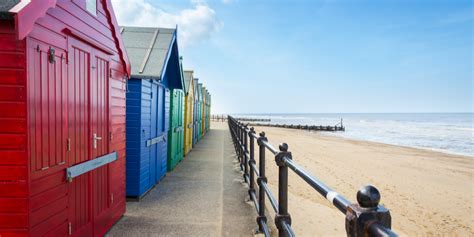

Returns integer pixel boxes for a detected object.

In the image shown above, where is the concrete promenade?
[107,122,257,237]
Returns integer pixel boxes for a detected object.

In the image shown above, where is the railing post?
[256,132,268,233]
[248,127,256,200]
[275,143,292,237]
[238,122,244,171]
[237,121,241,166]
[243,125,249,182]
[345,186,393,237]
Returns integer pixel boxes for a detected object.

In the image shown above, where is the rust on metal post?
[345,185,393,237]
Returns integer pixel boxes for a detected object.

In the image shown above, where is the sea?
[232,113,474,157]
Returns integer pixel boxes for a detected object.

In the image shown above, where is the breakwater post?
[228,115,395,237]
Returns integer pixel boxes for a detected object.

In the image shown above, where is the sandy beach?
[247,125,473,236]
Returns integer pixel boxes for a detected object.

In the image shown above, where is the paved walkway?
[107,122,257,237]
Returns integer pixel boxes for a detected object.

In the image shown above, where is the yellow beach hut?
[183,70,195,156]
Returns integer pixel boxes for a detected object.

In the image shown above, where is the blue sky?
[112,0,473,114]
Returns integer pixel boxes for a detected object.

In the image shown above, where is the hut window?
[86,0,97,16]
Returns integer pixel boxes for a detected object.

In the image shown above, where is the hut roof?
[0,0,19,12]
[121,26,176,80]
[184,70,194,94]
[193,78,199,101]
[197,83,203,100]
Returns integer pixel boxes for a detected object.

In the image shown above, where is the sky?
[111,0,473,114]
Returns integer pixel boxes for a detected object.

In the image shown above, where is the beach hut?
[183,70,195,156]
[202,86,208,136]
[121,27,184,198]
[0,1,130,236]
[192,78,200,145]
[167,58,185,171]
[203,91,207,132]
[197,83,204,140]
[206,91,211,132]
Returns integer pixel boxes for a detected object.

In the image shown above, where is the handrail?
[228,115,396,237]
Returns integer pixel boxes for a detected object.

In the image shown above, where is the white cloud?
[221,0,234,4]
[111,0,223,47]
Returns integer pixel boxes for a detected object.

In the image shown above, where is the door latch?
[93,133,102,149]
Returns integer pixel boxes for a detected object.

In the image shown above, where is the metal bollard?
[275,143,292,237]
[256,132,268,233]
[345,185,393,237]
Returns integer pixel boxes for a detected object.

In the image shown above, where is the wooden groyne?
[212,115,345,132]
[211,115,271,122]
[247,122,345,132]
[236,117,271,122]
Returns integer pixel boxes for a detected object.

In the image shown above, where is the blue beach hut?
[122,27,184,198]
[192,78,200,145]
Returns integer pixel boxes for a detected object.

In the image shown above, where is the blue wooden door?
[150,83,158,184]
[157,85,167,179]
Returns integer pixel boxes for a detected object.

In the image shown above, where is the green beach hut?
[197,83,204,140]
[206,90,211,132]
[167,57,186,171]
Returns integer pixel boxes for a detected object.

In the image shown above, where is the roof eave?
[159,29,177,86]
[12,0,57,40]
[103,0,131,77]
[9,0,131,77]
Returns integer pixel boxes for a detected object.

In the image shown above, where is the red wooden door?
[90,49,112,236]
[67,37,111,236]
[67,38,93,237]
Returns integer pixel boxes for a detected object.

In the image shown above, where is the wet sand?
[250,126,473,236]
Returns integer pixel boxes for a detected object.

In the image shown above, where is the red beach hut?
[0,0,130,236]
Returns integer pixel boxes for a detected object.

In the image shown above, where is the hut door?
[90,49,111,236]
[157,85,166,177]
[67,40,93,237]
[67,38,111,236]
[150,83,158,184]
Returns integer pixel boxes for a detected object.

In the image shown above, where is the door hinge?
[67,138,71,151]
[111,193,114,204]
[109,132,113,141]
[68,222,72,235]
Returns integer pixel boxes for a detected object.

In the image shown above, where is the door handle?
[93,133,102,149]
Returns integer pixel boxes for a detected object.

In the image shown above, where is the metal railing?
[228,116,396,237]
